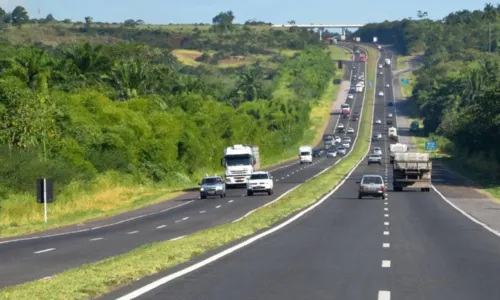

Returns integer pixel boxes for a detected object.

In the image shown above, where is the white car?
[378,45,382,49]
[334,136,341,144]
[386,84,390,87]
[378,91,384,96]
[247,171,274,196]
[342,141,351,148]
[337,123,345,129]
[348,94,354,100]
[376,133,383,139]
[327,148,337,158]
[352,65,356,69]
[388,113,393,118]
[375,119,382,124]
[379,71,383,75]
[337,147,347,155]
[372,147,383,156]
[347,127,355,134]
[378,64,383,68]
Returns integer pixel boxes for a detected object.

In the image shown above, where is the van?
[299,145,313,164]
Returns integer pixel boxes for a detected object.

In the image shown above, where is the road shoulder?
[392,55,500,232]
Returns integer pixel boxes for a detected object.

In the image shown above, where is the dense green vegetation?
[0,6,341,234]
[355,4,500,182]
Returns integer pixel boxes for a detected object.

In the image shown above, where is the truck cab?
[299,145,313,164]
[388,127,398,141]
[341,103,351,115]
[222,145,260,187]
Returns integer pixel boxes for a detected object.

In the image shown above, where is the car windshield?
[338,147,345,151]
[225,155,251,166]
[374,148,381,151]
[362,176,383,184]
[250,173,269,180]
[203,177,222,184]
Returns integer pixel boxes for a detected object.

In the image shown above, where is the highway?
[105,47,500,300]
[0,47,368,288]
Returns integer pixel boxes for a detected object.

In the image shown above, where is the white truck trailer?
[393,152,432,192]
[222,144,260,187]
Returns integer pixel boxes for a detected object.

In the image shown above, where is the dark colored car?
[352,112,360,121]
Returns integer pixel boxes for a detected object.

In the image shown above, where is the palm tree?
[63,42,111,80]
[104,58,152,100]
[483,3,497,52]
[235,66,266,102]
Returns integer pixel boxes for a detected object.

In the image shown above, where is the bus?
[359,54,366,62]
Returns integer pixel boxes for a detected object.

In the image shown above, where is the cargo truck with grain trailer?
[392,152,432,192]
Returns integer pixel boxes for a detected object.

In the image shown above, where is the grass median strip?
[0,46,378,300]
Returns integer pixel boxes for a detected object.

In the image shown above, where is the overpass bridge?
[271,24,365,40]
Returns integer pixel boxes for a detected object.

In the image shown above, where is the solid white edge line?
[114,45,378,300]
[168,236,186,242]
[378,290,391,300]
[389,52,500,238]
[0,200,196,245]
[34,248,55,254]
[231,45,369,224]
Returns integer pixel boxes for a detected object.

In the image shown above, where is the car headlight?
[200,187,204,191]
[216,186,222,190]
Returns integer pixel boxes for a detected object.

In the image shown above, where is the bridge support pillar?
[319,28,323,41]
[341,28,347,41]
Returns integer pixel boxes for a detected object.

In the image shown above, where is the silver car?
[357,174,386,199]
[200,176,226,199]
[337,146,347,155]
[368,154,382,165]
[372,147,382,156]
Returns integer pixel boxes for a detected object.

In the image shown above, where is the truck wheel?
[358,194,362,199]
[421,188,426,192]
[268,189,273,195]
[247,190,253,196]
[220,193,225,198]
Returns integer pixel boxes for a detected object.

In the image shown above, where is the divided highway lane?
[0,49,368,288]
[104,48,390,300]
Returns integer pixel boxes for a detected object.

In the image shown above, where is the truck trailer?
[389,143,408,164]
[393,152,432,192]
[222,144,260,187]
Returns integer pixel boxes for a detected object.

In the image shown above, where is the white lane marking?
[384,214,389,217]
[384,202,388,205]
[175,220,181,223]
[114,55,375,299]
[228,200,234,203]
[383,231,390,235]
[0,200,196,245]
[384,222,389,226]
[169,236,186,241]
[378,290,391,300]
[382,260,391,268]
[384,208,388,211]
[281,177,284,180]
[215,205,221,209]
[156,225,167,229]
[127,231,139,235]
[431,185,500,238]
[287,174,290,177]
[383,243,390,248]
[89,237,103,241]
[34,248,55,254]
[199,211,206,214]
[182,217,189,221]
[42,276,52,280]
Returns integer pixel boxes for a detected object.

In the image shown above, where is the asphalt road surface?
[107,47,500,300]
[0,48,368,288]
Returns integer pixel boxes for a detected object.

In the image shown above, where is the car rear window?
[250,173,269,180]
[203,177,222,184]
[362,176,383,184]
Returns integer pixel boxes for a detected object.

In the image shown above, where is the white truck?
[384,58,391,67]
[355,82,364,93]
[389,143,408,164]
[299,145,313,164]
[388,127,398,141]
[393,152,432,192]
[222,144,260,187]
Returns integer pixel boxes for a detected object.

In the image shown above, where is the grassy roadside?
[397,55,413,70]
[0,50,342,240]
[0,46,378,300]
[329,45,352,61]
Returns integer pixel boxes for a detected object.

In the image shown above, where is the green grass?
[328,45,352,61]
[171,49,272,68]
[397,55,413,70]
[0,46,378,300]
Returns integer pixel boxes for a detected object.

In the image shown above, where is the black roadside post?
[37,178,54,223]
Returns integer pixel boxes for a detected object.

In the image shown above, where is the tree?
[84,16,93,28]
[483,3,497,52]
[124,19,136,26]
[0,7,6,23]
[45,14,55,22]
[212,11,235,32]
[417,10,428,19]
[11,6,29,26]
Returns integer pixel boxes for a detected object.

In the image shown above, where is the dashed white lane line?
[384,207,388,211]
[383,243,390,248]
[127,231,139,235]
[199,210,206,214]
[383,231,390,235]
[384,202,388,205]
[384,214,389,217]
[169,235,186,241]
[90,237,104,241]
[216,205,221,209]
[281,177,285,180]
[382,260,391,268]
[286,174,290,177]
[156,225,167,229]
[182,217,189,221]
[228,200,234,203]
[175,219,182,223]
[34,248,56,254]
[378,290,391,300]
[384,222,389,226]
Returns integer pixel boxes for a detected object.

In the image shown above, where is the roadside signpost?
[425,141,437,151]
[368,81,373,87]
[37,178,54,223]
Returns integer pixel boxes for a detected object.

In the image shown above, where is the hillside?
[354,4,500,196]
[0,7,350,237]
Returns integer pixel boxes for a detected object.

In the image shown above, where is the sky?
[0,0,487,25]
